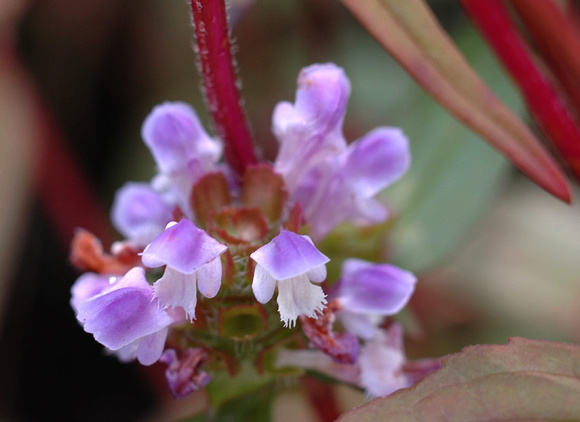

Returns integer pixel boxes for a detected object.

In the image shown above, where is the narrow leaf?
[338,337,580,421]
[340,0,571,202]
[462,0,580,188]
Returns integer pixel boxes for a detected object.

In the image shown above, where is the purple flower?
[141,219,227,321]
[141,102,223,212]
[273,64,410,240]
[142,102,222,177]
[333,258,416,339]
[273,63,350,194]
[250,230,329,327]
[160,348,212,398]
[111,182,173,246]
[73,267,173,365]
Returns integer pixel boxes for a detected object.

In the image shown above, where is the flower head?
[141,219,227,321]
[250,229,329,327]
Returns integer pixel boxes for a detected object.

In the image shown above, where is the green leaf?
[340,0,571,202]
[337,337,580,421]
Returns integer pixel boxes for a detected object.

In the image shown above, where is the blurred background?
[1,0,579,421]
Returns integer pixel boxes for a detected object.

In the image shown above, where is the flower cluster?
[70,63,439,399]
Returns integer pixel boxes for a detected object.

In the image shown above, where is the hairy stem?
[190,0,258,176]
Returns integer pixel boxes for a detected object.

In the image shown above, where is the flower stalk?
[190,0,258,176]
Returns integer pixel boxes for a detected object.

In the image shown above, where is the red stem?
[510,0,580,117]
[461,0,580,181]
[190,0,258,176]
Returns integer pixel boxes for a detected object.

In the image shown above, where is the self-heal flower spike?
[141,219,227,321]
[333,258,416,340]
[250,230,329,327]
[74,267,173,365]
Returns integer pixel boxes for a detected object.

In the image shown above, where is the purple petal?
[70,273,112,315]
[141,219,227,273]
[250,230,329,280]
[337,311,378,340]
[141,102,221,175]
[111,182,173,245]
[160,348,211,398]
[336,258,416,316]
[273,63,349,139]
[341,127,410,199]
[273,64,349,191]
[77,267,173,350]
[136,328,170,366]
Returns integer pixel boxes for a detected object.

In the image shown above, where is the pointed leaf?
[340,0,571,202]
[338,337,580,421]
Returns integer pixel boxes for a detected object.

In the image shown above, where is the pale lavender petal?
[141,219,227,273]
[306,172,350,241]
[141,102,221,175]
[275,349,360,386]
[338,311,378,340]
[273,64,349,191]
[250,230,329,280]
[341,128,410,199]
[77,267,173,350]
[277,275,327,327]
[350,197,389,226]
[70,273,112,315]
[114,342,139,363]
[111,182,173,246]
[153,267,198,321]
[273,63,350,142]
[337,258,416,315]
[196,257,222,299]
[358,324,410,397]
[136,327,170,366]
[251,264,277,304]
[307,264,327,284]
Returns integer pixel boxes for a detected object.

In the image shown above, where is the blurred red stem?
[510,0,580,116]
[461,0,580,180]
[302,377,341,422]
[190,0,258,176]
[510,0,580,86]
